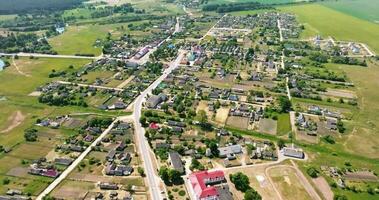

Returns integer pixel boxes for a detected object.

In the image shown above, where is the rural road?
[133,51,185,200]
[57,80,124,91]
[36,119,119,200]
[0,52,99,59]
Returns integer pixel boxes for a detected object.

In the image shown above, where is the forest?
[0,0,84,14]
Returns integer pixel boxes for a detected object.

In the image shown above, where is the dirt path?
[116,75,135,89]
[290,160,322,200]
[1,111,26,133]
[12,57,31,77]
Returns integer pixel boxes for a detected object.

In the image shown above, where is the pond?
[0,59,5,71]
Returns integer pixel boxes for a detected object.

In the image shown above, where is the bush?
[244,188,262,200]
[178,190,186,196]
[2,178,10,185]
[307,167,319,178]
[24,128,38,142]
[229,172,251,192]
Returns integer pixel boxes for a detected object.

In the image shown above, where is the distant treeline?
[202,0,321,13]
[0,0,84,14]
[202,2,273,13]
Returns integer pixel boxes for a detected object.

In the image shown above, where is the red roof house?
[189,170,225,200]
[149,122,159,130]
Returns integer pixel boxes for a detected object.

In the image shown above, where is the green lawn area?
[321,0,379,23]
[0,14,16,21]
[279,4,379,54]
[48,25,106,56]
[229,9,274,16]
[48,21,149,56]
[277,113,291,136]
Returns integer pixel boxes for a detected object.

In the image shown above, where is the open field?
[321,0,379,23]
[279,4,379,53]
[330,62,379,159]
[268,166,312,200]
[225,165,280,200]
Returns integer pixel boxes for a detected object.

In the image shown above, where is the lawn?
[321,0,379,23]
[279,4,379,53]
[277,113,291,136]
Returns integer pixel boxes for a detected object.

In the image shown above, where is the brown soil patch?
[312,177,333,200]
[1,110,25,133]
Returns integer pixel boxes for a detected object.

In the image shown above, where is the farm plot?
[226,116,249,129]
[215,107,230,125]
[258,118,277,135]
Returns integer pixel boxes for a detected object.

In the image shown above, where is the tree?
[334,194,348,200]
[278,96,291,113]
[208,141,219,157]
[277,139,285,149]
[161,103,169,113]
[198,110,208,124]
[24,128,38,142]
[159,167,170,184]
[190,158,205,171]
[230,172,251,192]
[306,167,319,178]
[169,169,184,185]
[140,116,147,127]
[138,167,145,177]
[244,188,262,200]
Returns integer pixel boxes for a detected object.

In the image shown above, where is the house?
[106,149,116,161]
[218,144,242,160]
[168,151,184,174]
[326,118,338,130]
[167,120,186,127]
[149,122,159,130]
[108,101,126,110]
[217,129,229,136]
[282,147,304,159]
[54,158,73,166]
[69,145,84,152]
[99,182,118,190]
[116,141,127,151]
[189,170,225,200]
[146,93,167,108]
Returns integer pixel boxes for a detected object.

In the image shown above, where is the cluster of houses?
[278,13,301,39]
[28,158,63,178]
[216,15,257,29]
[229,103,264,123]
[250,140,278,161]
[35,115,68,129]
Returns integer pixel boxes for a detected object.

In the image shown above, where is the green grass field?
[279,4,379,53]
[48,21,149,56]
[206,0,295,5]
[277,113,291,136]
[321,0,379,23]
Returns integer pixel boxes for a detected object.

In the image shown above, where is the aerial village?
[0,1,378,200]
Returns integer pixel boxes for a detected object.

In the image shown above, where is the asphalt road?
[133,51,185,200]
[0,52,99,59]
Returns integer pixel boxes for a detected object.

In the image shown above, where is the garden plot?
[258,118,277,135]
[226,116,249,129]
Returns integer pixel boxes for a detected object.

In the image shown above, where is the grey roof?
[283,147,304,159]
[169,151,184,173]
[218,144,242,157]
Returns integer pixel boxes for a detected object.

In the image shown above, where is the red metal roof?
[189,170,224,199]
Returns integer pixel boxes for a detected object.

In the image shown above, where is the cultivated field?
[279,4,379,53]
[321,0,379,23]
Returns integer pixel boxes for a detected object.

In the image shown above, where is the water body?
[0,59,5,71]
